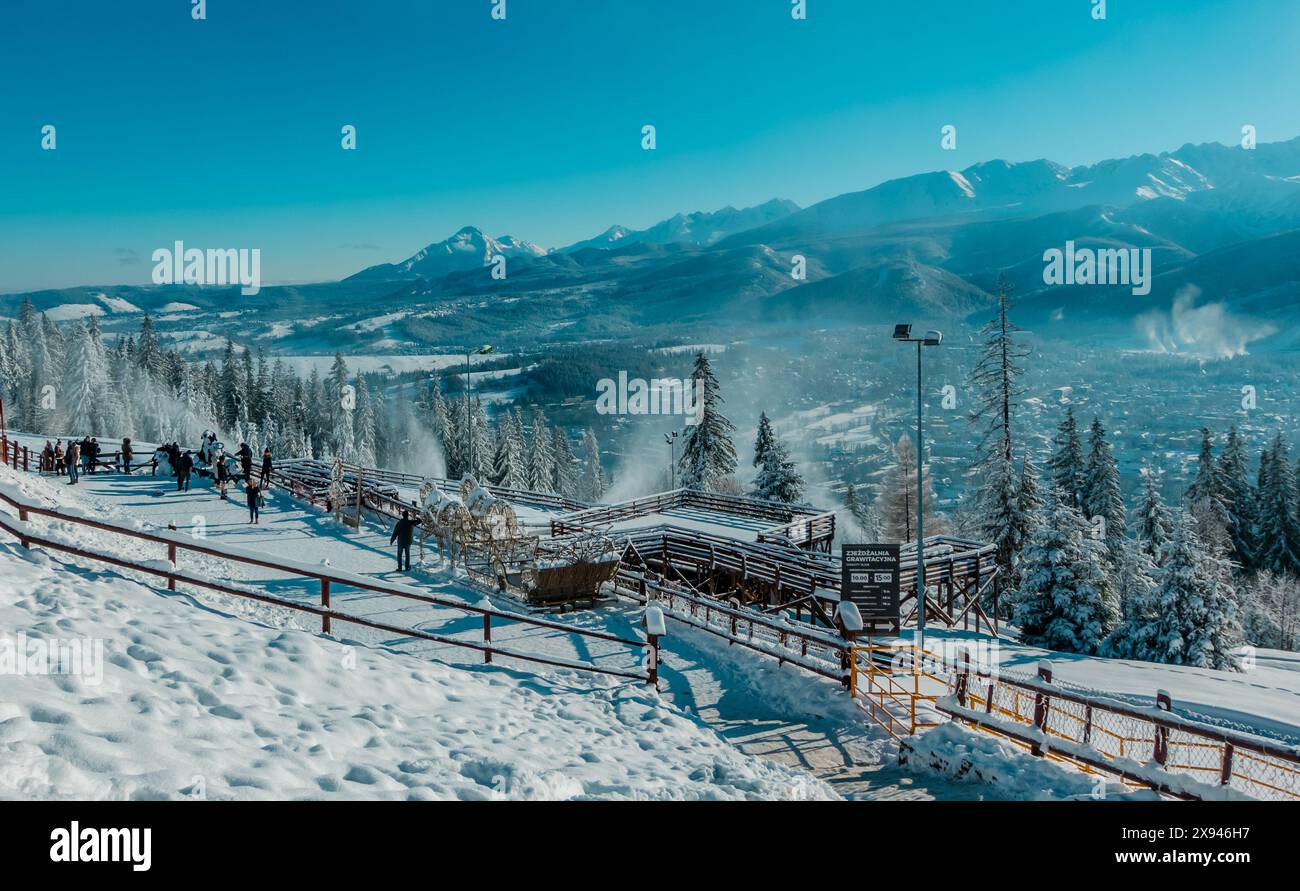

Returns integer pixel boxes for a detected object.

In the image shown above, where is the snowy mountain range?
[9,135,1300,357]
[349,226,548,282]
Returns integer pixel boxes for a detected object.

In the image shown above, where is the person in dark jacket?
[246,480,261,523]
[236,442,253,488]
[259,447,273,488]
[80,437,92,475]
[215,451,230,499]
[390,510,416,572]
[176,450,193,492]
[120,437,133,473]
[54,440,65,476]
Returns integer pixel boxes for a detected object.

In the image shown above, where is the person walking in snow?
[215,449,230,499]
[41,441,54,474]
[259,447,273,488]
[120,437,133,473]
[54,440,65,476]
[390,509,416,572]
[79,436,92,475]
[246,479,261,524]
[66,440,80,484]
[176,450,193,492]
[89,437,102,474]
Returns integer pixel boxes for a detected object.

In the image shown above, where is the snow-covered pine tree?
[1146,511,1242,670]
[580,428,606,501]
[327,352,355,461]
[1217,425,1259,571]
[1134,461,1172,563]
[491,408,528,488]
[1046,406,1086,509]
[1081,416,1126,561]
[750,412,805,504]
[1012,490,1114,654]
[61,320,108,435]
[135,314,165,381]
[468,396,494,479]
[1099,537,1161,660]
[1185,427,1222,510]
[526,409,556,492]
[677,352,737,492]
[966,275,1030,580]
[552,427,579,497]
[353,375,377,466]
[1257,432,1300,577]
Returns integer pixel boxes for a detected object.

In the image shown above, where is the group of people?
[160,436,274,523]
[40,436,127,484]
[37,431,274,525]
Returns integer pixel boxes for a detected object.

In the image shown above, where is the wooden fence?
[0,480,658,686]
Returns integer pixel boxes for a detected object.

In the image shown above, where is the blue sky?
[2,0,1299,292]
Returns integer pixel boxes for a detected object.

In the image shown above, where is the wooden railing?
[938,656,1300,801]
[0,478,658,686]
[614,563,850,684]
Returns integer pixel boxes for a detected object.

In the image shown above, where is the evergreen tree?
[353,375,377,466]
[552,427,579,497]
[677,352,737,492]
[1013,491,1114,654]
[750,412,805,504]
[967,276,1031,581]
[1081,416,1126,560]
[327,352,355,461]
[491,407,528,488]
[580,427,606,501]
[468,396,494,479]
[1135,461,1172,563]
[1217,425,1259,570]
[1258,433,1300,576]
[1146,512,1242,670]
[1100,537,1161,660]
[526,409,555,492]
[1185,427,1222,510]
[61,320,108,434]
[1046,406,1086,508]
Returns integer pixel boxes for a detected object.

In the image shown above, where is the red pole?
[483,613,492,664]
[321,579,331,633]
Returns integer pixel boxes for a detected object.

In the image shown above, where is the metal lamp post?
[892,324,942,656]
[464,345,494,477]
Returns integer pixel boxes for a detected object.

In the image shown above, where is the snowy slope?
[0,466,837,800]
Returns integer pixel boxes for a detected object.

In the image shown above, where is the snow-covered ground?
[0,534,833,800]
[6,457,1291,800]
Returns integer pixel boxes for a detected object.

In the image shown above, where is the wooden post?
[483,613,492,664]
[1031,663,1052,756]
[1220,743,1235,787]
[320,578,331,633]
[1154,690,1172,767]
[18,506,28,549]
[955,650,970,707]
[22,446,28,472]
[646,634,659,687]
[167,523,177,591]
